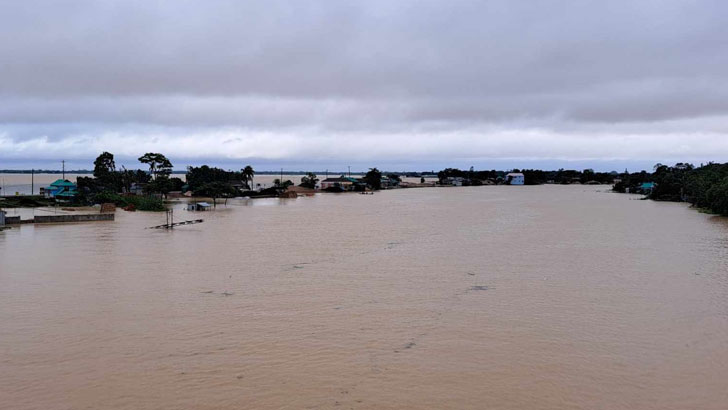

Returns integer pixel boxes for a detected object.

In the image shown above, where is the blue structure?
[43,179,78,198]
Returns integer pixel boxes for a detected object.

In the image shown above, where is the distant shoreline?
[0,170,371,176]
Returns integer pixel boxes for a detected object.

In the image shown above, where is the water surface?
[1,185,727,409]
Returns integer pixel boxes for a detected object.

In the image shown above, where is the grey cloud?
[1,0,728,167]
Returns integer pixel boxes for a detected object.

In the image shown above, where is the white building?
[506,173,525,185]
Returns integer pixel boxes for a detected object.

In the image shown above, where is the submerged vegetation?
[92,192,167,212]
[615,162,728,216]
[75,152,173,211]
[0,195,57,208]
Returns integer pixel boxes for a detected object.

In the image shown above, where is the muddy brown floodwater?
[1,185,727,409]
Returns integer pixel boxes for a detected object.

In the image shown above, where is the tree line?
[77,152,182,210]
[615,162,728,215]
[435,167,617,185]
[78,152,332,208]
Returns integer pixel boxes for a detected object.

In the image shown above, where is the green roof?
[50,179,77,187]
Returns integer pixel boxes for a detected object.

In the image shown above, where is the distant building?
[126,183,146,195]
[43,179,78,198]
[505,173,525,185]
[380,176,401,188]
[228,180,246,191]
[444,177,465,186]
[187,202,212,211]
[639,182,656,194]
[320,176,360,190]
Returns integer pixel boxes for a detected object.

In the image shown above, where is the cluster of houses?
[30,172,528,202]
[441,172,525,186]
[319,175,402,191]
[319,173,528,190]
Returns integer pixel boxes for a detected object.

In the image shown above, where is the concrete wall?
[33,214,115,224]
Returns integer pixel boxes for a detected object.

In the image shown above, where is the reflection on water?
[1,185,727,410]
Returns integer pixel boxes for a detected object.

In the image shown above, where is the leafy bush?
[92,191,166,211]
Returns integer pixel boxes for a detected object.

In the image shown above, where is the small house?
[380,177,400,189]
[320,176,360,191]
[43,179,78,198]
[187,202,212,211]
[639,182,656,194]
[505,173,525,185]
[126,183,146,196]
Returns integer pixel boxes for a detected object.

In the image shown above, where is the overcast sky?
[2,0,728,171]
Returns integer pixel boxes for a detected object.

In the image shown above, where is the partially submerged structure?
[187,202,212,211]
[125,183,146,196]
[505,173,525,185]
[320,176,361,191]
[41,179,78,198]
[443,176,465,186]
[380,176,401,189]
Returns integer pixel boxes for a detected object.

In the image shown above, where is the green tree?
[138,153,173,180]
[274,178,294,188]
[299,172,318,189]
[145,177,174,199]
[186,165,241,193]
[364,168,382,190]
[194,181,237,206]
[92,152,121,192]
[241,165,255,190]
[93,152,116,178]
[119,166,151,193]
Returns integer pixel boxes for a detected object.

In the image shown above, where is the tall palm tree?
[242,165,255,190]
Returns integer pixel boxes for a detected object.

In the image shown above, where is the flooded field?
[1,185,727,409]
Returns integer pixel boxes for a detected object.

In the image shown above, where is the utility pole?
[348,165,351,177]
[62,160,65,180]
[280,168,283,186]
[31,169,34,195]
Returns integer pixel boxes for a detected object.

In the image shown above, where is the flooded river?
[1,185,727,409]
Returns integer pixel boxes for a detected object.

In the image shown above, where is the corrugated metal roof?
[50,179,77,187]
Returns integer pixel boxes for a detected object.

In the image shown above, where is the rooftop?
[322,177,359,183]
[50,179,77,187]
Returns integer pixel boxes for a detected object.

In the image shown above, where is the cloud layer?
[2,0,728,170]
